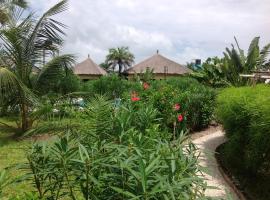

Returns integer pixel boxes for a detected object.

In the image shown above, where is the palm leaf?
[234,36,245,66]
[257,43,270,69]
[0,67,37,105]
[35,54,75,91]
[26,0,68,57]
[246,36,260,70]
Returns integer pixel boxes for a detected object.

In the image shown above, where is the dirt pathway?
[192,128,239,199]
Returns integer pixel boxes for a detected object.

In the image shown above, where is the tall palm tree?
[0,0,75,134]
[0,0,27,25]
[105,47,134,76]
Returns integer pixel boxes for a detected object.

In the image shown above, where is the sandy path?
[192,129,239,199]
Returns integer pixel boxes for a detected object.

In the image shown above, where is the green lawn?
[0,118,34,198]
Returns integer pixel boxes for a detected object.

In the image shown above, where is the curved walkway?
[192,128,239,200]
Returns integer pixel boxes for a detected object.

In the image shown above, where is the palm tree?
[105,47,134,76]
[0,0,28,25]
[0,0,75,134]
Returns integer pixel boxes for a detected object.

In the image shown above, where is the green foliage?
[0,0,77,133]
[216,85,270,175]
[77,95,114,142]
[192,57,229,87]
[155,77,216,131]
[36,55,80,95]
[82,74,141,98]
[1,93,211,199]
[0,170,10,198]
[19,131,206,200]
[105,46,135,75]
[192,37,270,87]
[138,67,155,83]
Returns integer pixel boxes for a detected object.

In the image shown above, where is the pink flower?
[131,91,140,101]
[174,103,180,111]
[177,114,184,122]
[131,97,140,102]
[143,82,150,90]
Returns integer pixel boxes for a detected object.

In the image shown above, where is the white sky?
[29,0,270,64]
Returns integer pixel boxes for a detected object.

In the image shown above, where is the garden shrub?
[164,77,216,130]
[135,77,216,131]
[59,76,215,133]
[216,84,270,176]
[1,86,214,199]
[19,129,207,200]
[82,74,141,98]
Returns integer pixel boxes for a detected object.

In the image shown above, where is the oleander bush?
[216,84,270,176]
[1,96,208,200]
[18,132,207,200]
[164,78,216,130]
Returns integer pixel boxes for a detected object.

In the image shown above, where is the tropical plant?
[222,36,270,85]
[192,37,270,86]
[191,57,229,87]
[0,0,76,134]
[82,74,141,99]
[18,130,207,200]
[0,0,28,25]
[105,46,134,76]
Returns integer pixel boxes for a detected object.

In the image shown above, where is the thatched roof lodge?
[73,55,107,81]
[126,51,191,80]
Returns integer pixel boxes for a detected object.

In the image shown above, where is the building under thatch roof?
[126,51,191,79]
[73,56,107,80]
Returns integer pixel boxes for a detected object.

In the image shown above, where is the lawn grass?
[0,118,37,198]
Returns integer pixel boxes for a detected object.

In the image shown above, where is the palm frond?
[0,67,37,105]
[26,0,68,56]
[246,36,260,70]
[257,43,270,69]
[0,0,27,25]
[35,54,75,91]
[234,36,245,66]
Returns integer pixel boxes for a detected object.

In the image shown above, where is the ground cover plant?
[216,84,270,199]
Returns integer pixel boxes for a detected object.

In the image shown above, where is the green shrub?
[19,131,206,200]
[3,94,210,199]
[37,72,81,95]
[144,77,216,131]
[216,84,270,175]
[75,77,215,132]
[82,74,141,98]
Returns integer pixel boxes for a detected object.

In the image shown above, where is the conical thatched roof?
[73,57,107,76]
[126,52,191,75]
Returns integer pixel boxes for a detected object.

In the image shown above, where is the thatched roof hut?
[126,51,191,79]
[73,56,107,80]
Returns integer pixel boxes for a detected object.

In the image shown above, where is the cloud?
[29,0,270,64]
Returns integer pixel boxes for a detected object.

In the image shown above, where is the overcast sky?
[29,0,270,64]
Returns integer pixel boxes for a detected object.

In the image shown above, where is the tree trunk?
[118,62,122,76]
[20,102,31,135]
